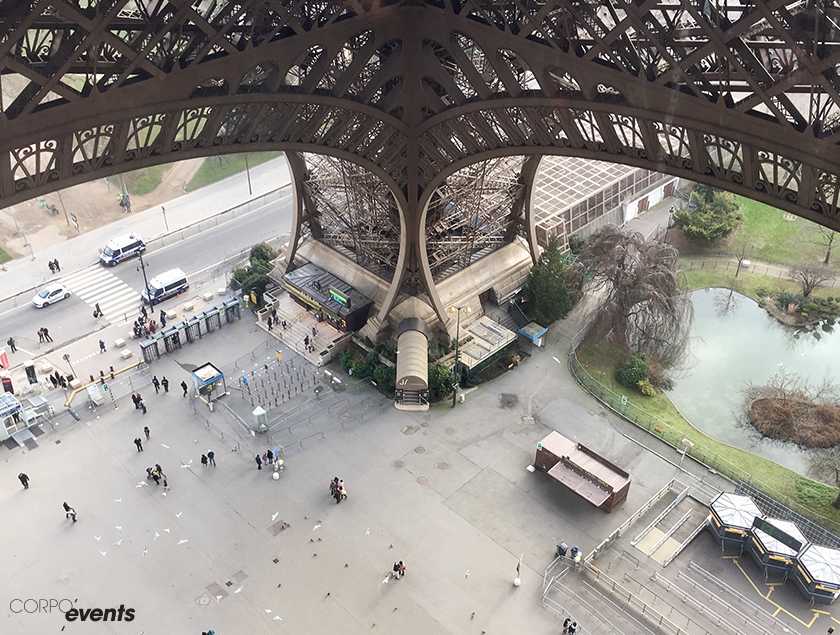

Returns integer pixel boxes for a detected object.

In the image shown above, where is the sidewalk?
[0,156,292,303]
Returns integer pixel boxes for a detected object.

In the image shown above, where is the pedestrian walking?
[53,259,60,272]
[99,339,106,353]
[144,425,150,440]
[63,502,77,522]
[139,399,147,414]
[18,473,29,489]
[255,455,262,470]
[201,454,209,468]
[568,622,577,635]
[161,377,169,393]
[48,260,55,274]
[304,335,309,348]
[152,376,160,393]
[7,337,16,353]
[312,326,317,338]
[281,319,287,330]
[330,477,339,497]
[140,305,148,320]
[42,327,53,342]
[160,310,166,327]
[267,316,273,331]
[163,478,169,490]
[38,328,45,343]
[155,463,165,477]
[134,437,143,452]
[181,380,188,397]
[398,561,405,577]
[131,393,139,409]
[49,374,58,388]
[338,481,347,502]
[207,450,215,466]
[94,303,102,318]
[563,617,571,633]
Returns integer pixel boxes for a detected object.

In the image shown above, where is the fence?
[679,257,840,288]
[568,323,840,536]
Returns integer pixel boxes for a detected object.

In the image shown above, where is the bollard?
[109,365,115,380]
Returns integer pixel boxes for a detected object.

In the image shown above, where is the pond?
[666,288,840,476]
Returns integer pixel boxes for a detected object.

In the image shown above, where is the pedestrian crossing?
[62,267,140,321]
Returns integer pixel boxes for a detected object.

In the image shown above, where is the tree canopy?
[525,235,576,324]
[578,225,692,368]
[672,189,742,245]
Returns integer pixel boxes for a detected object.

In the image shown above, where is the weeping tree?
[578,225,693,368]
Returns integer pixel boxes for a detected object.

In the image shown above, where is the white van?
[141,268,189,305]
[100,233,145,266]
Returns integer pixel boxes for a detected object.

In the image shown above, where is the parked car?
[33,283,70,308]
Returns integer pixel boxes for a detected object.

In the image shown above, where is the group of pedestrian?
[562,617,578,634]
[152,376,170,394]
[118,193,131,213]
[201,451,216,467]
[303,334,315,354]
[329,477,347,504]
[390,560,406,579]
[48,372,68,388]
[47,259,60,274]
[146,463,167,488]
[37,327,53,343]
[254,448,282,471]
[131,393,147,414]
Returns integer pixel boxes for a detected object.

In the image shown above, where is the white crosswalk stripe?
[62,267,141,320]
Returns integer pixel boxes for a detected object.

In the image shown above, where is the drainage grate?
[268,520,290,536]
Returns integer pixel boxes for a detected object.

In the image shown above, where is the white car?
[33,283,70,308]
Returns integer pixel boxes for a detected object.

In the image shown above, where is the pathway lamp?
[447,305,471,408]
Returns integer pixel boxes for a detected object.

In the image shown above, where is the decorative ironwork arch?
[4,0,840,326]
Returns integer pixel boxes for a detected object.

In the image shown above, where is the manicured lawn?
[681,267,802,300]
[576,338,840,531]
[122,163,174,196]
[0,248,11,263]
[186,152,284,192]
[682,194,832,266]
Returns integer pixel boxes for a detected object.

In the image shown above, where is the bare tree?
[788,264,835,297]
[813,226,838,266]
[578,225,693,368]
[733,242,749,277]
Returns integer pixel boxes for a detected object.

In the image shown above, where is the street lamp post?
[447,305,471,407]
[245,154,253,196]
[137,252,152,311]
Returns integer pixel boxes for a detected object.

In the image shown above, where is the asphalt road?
[2,188,294,351]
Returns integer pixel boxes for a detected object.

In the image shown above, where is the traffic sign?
[103,383,109,392]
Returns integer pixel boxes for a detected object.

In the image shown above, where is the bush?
[339,349,355,372]
[250,242,277,264]
[637,379,656,396]
[429,363,454,400]
[672,190,742,245]
[568,234,587,254]
[645,358,667,389]
[616,358,648,389]
[372,364,396,390]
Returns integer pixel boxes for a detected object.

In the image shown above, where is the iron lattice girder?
[2,2,840,223]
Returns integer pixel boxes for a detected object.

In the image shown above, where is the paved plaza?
[3,295,840,635]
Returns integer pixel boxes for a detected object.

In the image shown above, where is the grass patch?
[0,247,11,263]
[186,152,284,192]
[682,195,830,266]
[576,338,840,531]
[121,163,173,196]
[796,480,837,507]
[680,267,802,301]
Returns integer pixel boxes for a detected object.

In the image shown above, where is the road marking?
[62,268,139,319]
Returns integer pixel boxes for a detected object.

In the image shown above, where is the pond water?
[666,288,840,476]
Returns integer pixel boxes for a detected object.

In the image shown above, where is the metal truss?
[4,1,840,324]
[425,156,528,282]
[295,152,401,282]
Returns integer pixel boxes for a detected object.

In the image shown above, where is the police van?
[141,268,189,306]
[100,233,145,266]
